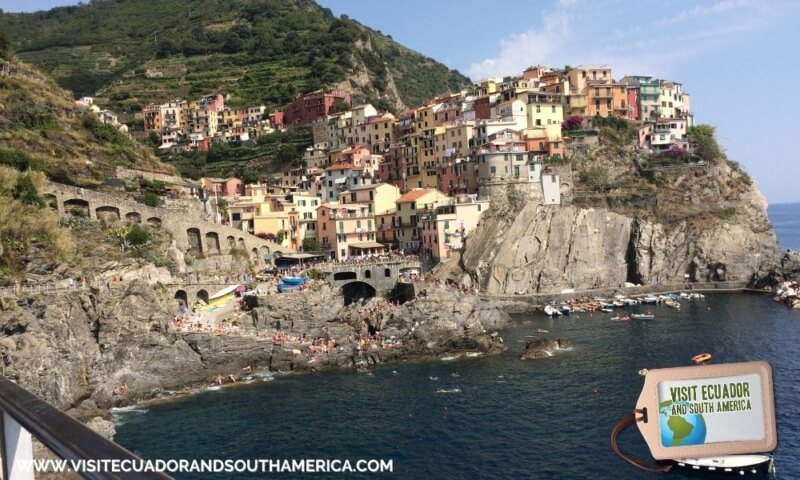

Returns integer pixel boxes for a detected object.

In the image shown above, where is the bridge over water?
[44,182,289,265]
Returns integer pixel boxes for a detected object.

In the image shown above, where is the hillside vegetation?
[0,0,472,112]
[0,54,173,185]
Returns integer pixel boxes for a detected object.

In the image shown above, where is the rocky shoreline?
[0,279,510,426]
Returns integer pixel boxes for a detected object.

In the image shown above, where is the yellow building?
[525,92,564,135]
[366,113,396,154]
[284,193,321,251]
[253,197,291,248]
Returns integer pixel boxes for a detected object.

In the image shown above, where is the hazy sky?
[2,0,798,203]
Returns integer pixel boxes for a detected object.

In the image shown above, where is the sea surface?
[115,294,800,479]
[769,202,800,251]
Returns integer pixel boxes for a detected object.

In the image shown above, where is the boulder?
[520,338,573,360]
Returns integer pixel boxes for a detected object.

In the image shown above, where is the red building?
[283,90,352,125]
[474,96,492,120]
[626,86,640,121]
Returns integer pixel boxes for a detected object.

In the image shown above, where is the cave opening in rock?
[341,281,376,306]
[174,290,188,308]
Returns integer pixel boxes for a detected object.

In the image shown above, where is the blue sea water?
[115,295,800,479]
[769,202,800,251]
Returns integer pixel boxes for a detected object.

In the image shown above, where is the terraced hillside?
[0,55,172,185]
[0,0,472,113]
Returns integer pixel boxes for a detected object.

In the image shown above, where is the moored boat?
[543,305,562,316]
[631,313,654,319]
[281,276,309,285]
[641,295,658,304]
[664,299,681,309]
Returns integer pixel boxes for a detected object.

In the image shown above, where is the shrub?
[561,115,584,131]
[143,191,160,207]
[717,207,737,221]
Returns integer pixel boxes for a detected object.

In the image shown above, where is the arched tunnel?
[341,281,377,306]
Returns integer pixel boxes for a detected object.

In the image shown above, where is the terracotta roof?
[397,189,433,203]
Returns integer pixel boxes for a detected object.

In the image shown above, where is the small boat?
[601,308,614,313]
[631,313,654,319]
[558,305,571,315]
[664,299,681,309]
[667,454,774,475]
[692,352,712,364]
[612,300,625,308]
[537,328,549,333]
[611,315,630,321]
[543,305,562,316]
[641,295,658,304]
[280,276,309,285]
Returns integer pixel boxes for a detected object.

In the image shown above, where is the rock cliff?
[451,149,779,294]
[0,280,509,412]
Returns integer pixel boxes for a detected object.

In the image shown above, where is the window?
[536,105,541,113]
[357,220,361,228]
[536,119,542,126]
[552,105,556,113]
[514,166,520,177]
[385,268,391,277]
[232,213,241,221]
[339,221,344,231]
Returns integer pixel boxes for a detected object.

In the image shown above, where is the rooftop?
[397,189,434,203]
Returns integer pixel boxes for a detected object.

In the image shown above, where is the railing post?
[1,412,35,480]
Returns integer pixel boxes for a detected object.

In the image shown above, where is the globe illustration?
[659,401,707,446]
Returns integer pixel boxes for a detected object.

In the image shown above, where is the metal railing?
[0,377,171,479]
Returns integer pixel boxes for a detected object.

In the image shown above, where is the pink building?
[205,177,244,197]
[200,94,225,112]
[627,86,640,121]
[283,90,352,125]
[340,145,372,166]
[269,111,284,129]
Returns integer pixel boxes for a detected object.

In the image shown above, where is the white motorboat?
[543,305,562,316]
[667,454,774,475]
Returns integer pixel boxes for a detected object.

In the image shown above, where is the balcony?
[330,212,373,220]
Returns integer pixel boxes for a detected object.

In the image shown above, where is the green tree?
[0,31,9,55]
[302,237,319,252]
[276,143,298,164]
[125,224,152,246]
[330,99,350,114]
[687,124,722,162]
[12,175,44,207]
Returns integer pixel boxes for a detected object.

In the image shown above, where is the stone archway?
[196,289,209,305]
[205,232,221,255]
[251,248,259,262]
[43,193,58,211]
[238,238,245,249]
[63,199,89,217]
[187,228,203,254]
[174,290,188,308]
[341,281,376,306]
[227,236,236,249]
[147,217,162,228]
[126,212,142,224]
[96,206,121,222]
